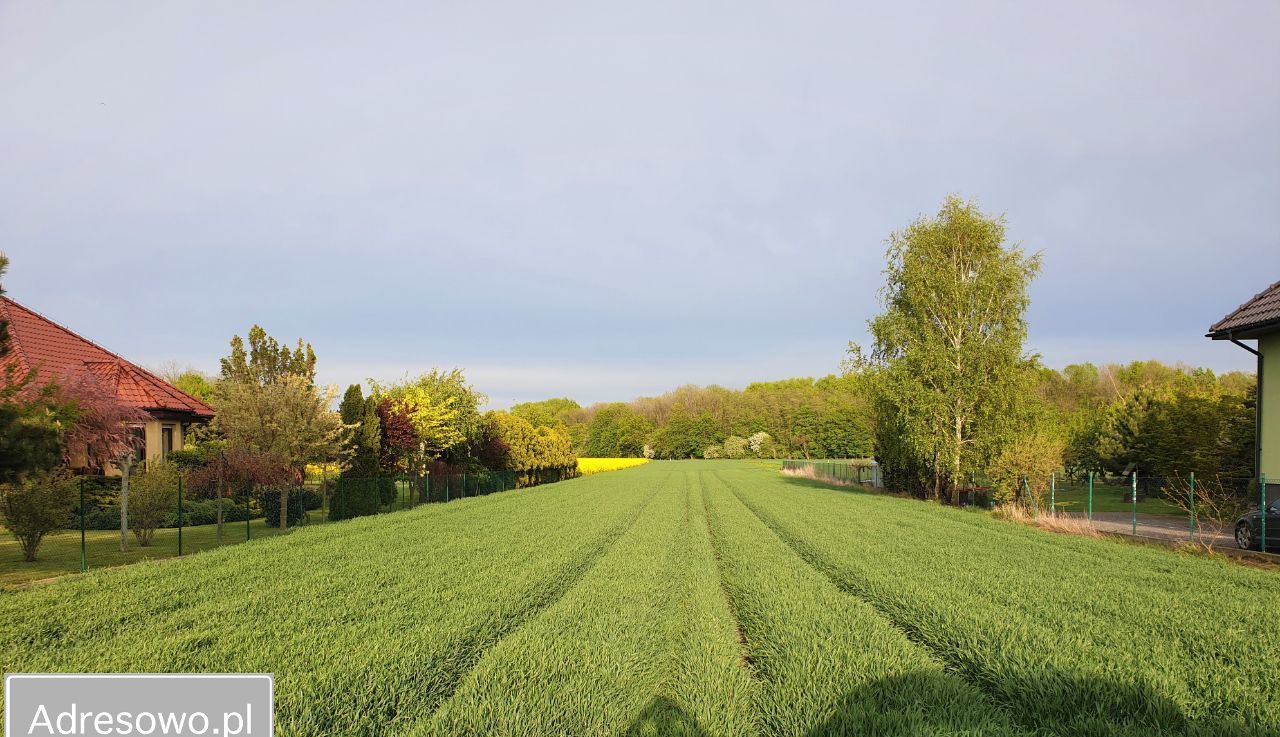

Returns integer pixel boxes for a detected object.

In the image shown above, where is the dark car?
[1234,501,1280,551]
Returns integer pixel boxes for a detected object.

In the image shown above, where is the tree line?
[508,374,874,462]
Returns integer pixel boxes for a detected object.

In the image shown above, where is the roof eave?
[143,407,215,421]
[1205,317,1280,341]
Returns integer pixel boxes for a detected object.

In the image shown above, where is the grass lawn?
[1,461,1275,736]
[0,512,328,589]
[1049,481,1184,516]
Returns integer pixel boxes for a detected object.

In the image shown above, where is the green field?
[2,461,1276,736]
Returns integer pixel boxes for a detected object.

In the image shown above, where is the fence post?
[177,476,184,557]
[1131,472,1138,536]
[1261,474,1267,552]
[1087,471,1094,521]
[246,487,251,541]
[1189,472,1196,537]
[79,477,87,573]
[1050,472,1055,516]
[462,473,467,498]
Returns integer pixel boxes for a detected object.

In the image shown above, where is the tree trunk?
[216,480,226,543]
[932,451,941,501]
[119,459,131,552]
[279,486,289,531]
[950,414,963,506]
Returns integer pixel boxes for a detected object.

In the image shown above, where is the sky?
[2,1,1277,408]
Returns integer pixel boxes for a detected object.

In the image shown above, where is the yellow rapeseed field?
[576,458,650,475]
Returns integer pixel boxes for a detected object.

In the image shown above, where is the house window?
[131,427,147,462]
[161,426,174,459]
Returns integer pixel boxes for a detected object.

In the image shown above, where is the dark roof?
[0,297,215,419]
[1207,279,1280,340]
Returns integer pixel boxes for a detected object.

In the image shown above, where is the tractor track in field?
[413,475,668,726]
[718,476,1012,708]
[692,473,758,675]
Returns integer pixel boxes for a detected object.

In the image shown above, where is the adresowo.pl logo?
[5,675,272,737]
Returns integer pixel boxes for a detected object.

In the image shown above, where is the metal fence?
[3,465,580,585]
[330,465,579,521]
[781,459,881,487]
[782,460,1275,553]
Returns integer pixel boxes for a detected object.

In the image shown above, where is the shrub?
[82,504,121,530]
[166,499,252,527]
[328,477,392,521]
[130,462,181,546]
[260,487,305,528]
[703,445,723,459]
[988,432,1066,508]
[1,468,78,561]
[76,500,253,530]
[747,432,776,458]
[1161,475,1252,551]
[77,475,121,505]
[723,436,748,459]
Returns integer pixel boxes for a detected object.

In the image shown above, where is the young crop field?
[2,461,1277,736]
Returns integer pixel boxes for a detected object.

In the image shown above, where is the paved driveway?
[1063,512,1235,548]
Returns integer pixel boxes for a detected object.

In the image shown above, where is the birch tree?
[864,196,1041,502]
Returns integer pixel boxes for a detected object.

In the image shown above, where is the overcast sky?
[2,1,1277,407]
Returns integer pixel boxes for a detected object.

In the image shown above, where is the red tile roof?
[0,297,214,419]
[1207,279,1280,339]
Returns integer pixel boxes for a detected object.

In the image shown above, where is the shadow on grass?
[803,668,1260,737]
[773,474,881,495]
[626,697,711,737]
[623,669,1262,737]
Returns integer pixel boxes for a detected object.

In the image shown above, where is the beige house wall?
[1261,331,1280,484]
[101,417,189,475]
[141,419,186,469]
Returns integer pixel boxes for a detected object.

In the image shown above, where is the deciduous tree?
[583,404,652,458]
[212,375,345,529]
[860,196,1041,502]
[0,467,77,561]
[128,461,181,546]
[219,325,316,386]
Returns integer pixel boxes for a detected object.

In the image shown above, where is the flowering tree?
[747,432,775,458]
